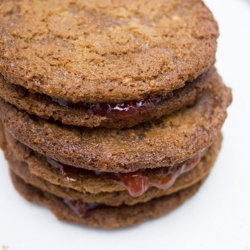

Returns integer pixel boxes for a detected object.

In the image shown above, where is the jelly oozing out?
[51,92,173,120]
[147,154,201,190]
[113,170,149,197]
[62,155,201,218]
[47,154,201,198]
[63,199,100,217]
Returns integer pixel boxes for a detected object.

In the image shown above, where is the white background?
[0,0,250,249]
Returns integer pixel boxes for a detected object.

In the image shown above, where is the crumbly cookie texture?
[10,170,205,229]
[0,71,232,172]
[0,0,218,103]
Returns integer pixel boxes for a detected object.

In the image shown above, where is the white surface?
[0,0,250,249]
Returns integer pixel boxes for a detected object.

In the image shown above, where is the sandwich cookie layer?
[0,71,232,172]
[5,133,222,206]
[10,170,206,228]
[0,68,212,129]
[5,129,222,206]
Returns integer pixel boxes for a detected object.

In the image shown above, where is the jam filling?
[63,199,100,217]
[62,154,201,218]
[51,92,174,120]
[47,154,201,198]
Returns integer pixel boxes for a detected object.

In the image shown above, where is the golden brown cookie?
[0,0,218,103]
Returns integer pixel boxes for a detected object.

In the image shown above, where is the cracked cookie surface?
[0,0,218,103]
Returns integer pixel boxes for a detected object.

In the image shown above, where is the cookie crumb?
[2,246,9,250]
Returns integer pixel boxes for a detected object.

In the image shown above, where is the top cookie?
[0,0,218,103]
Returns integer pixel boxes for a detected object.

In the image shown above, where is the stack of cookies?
[0,0,232,228]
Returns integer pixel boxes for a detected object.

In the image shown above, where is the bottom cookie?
[10,170,205,229]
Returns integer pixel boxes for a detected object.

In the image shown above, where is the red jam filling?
[112,170,149,197]
[63,199,100,217]
[62,155,201,218]
[51,93,173,120]
[47,154,201,198]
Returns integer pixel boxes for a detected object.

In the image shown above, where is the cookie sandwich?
[0,0,232,228]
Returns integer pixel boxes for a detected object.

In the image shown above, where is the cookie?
[0,0,218,103]
[10,170,205,228]
[0,68,211,128]
[5,132,222,206]
[0,70,232,172]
